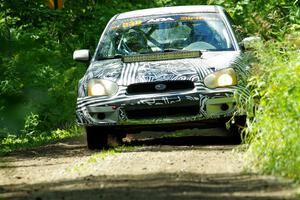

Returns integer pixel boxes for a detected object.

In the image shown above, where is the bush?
[0,126,82,155]
[244,35,300,179]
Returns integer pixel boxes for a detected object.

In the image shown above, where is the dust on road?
[0,128,299,200]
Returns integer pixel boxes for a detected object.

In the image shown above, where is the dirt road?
[0,128,299,200]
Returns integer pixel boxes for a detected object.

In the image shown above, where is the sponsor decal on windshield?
[112,20,143,29]
[146,17,175,23]
[180,16,220,21]
[111,15,220,30]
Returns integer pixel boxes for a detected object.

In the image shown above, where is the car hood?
[82,51,241,87]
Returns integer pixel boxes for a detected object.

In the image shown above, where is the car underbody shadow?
[123,127,241,147]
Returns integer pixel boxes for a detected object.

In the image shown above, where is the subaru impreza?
[73,6,252,149]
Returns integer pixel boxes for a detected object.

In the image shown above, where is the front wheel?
[85,127,125,150]
[228,116,247,142]
[85,126,108,150]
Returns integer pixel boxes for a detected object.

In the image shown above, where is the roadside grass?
[243,35,300,180]
[0,125,83,156]
[87,145,138,164]
[69,145,139,173]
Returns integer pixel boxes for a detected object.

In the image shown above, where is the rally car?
[73,5,253,149]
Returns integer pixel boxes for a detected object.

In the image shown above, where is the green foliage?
[0,126,83,155]
[23,112,40,135]
[244,36,300,179]
[88,145,138,161]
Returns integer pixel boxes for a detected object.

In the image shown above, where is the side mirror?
[240,36,262,51]
[73,49,91,62]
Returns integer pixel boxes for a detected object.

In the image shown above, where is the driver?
[123,29,152,54]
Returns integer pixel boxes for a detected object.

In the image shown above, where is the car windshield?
[96,13,234,59]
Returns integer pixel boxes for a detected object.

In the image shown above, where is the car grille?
[125,105,199,119]
[126,80,195,95]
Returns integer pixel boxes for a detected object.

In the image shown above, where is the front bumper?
[76,86,239,126]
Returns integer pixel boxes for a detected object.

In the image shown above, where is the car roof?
[116,5,223,20]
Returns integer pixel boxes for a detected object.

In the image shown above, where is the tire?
[85,126,108,150]
[228,116,247,143]
[85,126,124,150]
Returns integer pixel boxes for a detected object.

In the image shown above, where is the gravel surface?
[0,128,299,200]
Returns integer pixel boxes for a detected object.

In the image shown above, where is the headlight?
[88,79,118,96]
[204,68,237,89]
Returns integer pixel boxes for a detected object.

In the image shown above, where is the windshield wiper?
[161,48,183,52]
[96,54,123,61]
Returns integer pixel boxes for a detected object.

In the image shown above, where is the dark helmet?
[123,30,148,53]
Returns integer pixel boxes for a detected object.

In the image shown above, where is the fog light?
[221,104,229,111]
[97,113,105,120]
